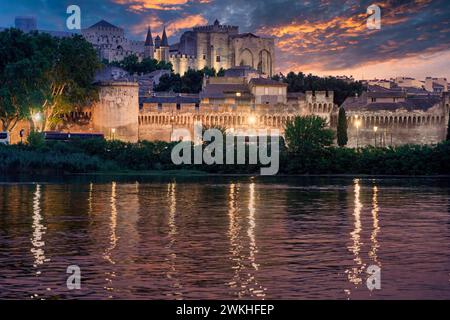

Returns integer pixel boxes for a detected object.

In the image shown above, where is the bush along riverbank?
[1,137,450,175]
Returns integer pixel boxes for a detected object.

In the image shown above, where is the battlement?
[170,54,197,60]
[193,24,239,33]
[306,90,334,97]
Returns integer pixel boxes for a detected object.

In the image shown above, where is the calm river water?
[0,176,450,300]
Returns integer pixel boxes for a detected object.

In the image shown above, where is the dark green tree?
[447,111,450,141]
[0,29,52,131]
[277,72,365,106]
[181,69,204,93]
[110,55,172,74]
[284,115,334,154]
[200,67,216,77]
[155,74,182,92]
[40,34,101,130]
[337,107,348,147]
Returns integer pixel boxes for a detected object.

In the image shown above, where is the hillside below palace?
[82,19,275,77]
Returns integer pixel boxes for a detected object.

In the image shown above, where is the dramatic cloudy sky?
[0,0,449,79]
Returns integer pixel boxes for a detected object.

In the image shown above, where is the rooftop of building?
[342,91,442,112]
[249,78,287,87]
[142,94,200,105]
[88,20,121,30]
[200,83,251,99]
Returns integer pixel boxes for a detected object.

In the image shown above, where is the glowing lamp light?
[236,92,241,97]
[355,120,361,128]
[373,126,378,133]
[33,113,42,122]
[248,115,257,125]
[111,128,116,134]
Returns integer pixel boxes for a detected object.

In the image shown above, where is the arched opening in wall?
[258,50,272,76]
[240,49,254,69]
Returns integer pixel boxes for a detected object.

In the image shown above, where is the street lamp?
[355,119,361,148]
[32,112,43,131]
[248,115,257,126]
[373,126,378,147]
[33,113,42,122]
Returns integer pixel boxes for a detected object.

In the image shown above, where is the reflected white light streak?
[346,179,365,288]
[247,182,266,298]
[369,185,380,265]
[227,183,245,297]
[166,182,183,299]
[103,182,118,297]
[31,184,47,269]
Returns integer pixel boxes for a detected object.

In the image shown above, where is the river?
[1,176,449,299]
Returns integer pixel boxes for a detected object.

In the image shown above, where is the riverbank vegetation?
[1,116,449,175]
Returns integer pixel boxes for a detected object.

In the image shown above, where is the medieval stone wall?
[91,82,139,142]
[343,108,447,147]
[138,102,326,142]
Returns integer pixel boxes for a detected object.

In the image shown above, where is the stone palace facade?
[82,19,275,77]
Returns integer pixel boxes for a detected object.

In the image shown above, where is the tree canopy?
[108,54,173,75]
[155,67,225,94]
[0,29,101,131]
[284,115,335,154]
[273,72,365,106]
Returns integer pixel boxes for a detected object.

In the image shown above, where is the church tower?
[160,26,170,62]
[144,26,154,59]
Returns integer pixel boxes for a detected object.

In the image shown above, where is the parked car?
[0,132,10,145]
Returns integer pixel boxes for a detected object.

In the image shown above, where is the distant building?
[394,77,424,89]
[81,20,146,63]
[425,77,448,93]
[82,19,275,76]
[341,85,448,147]
[366,79,395,89]
[336,75,355,84]
[137,73,334,142]
[15,16,36,32]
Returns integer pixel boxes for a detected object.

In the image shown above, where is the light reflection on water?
[0,176,450,300]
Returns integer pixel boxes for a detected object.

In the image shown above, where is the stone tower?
[144,26,154,59]
[92,81,139,143]
[159,27,170,62]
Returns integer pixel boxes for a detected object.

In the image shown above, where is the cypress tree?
[337,107,348,147]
